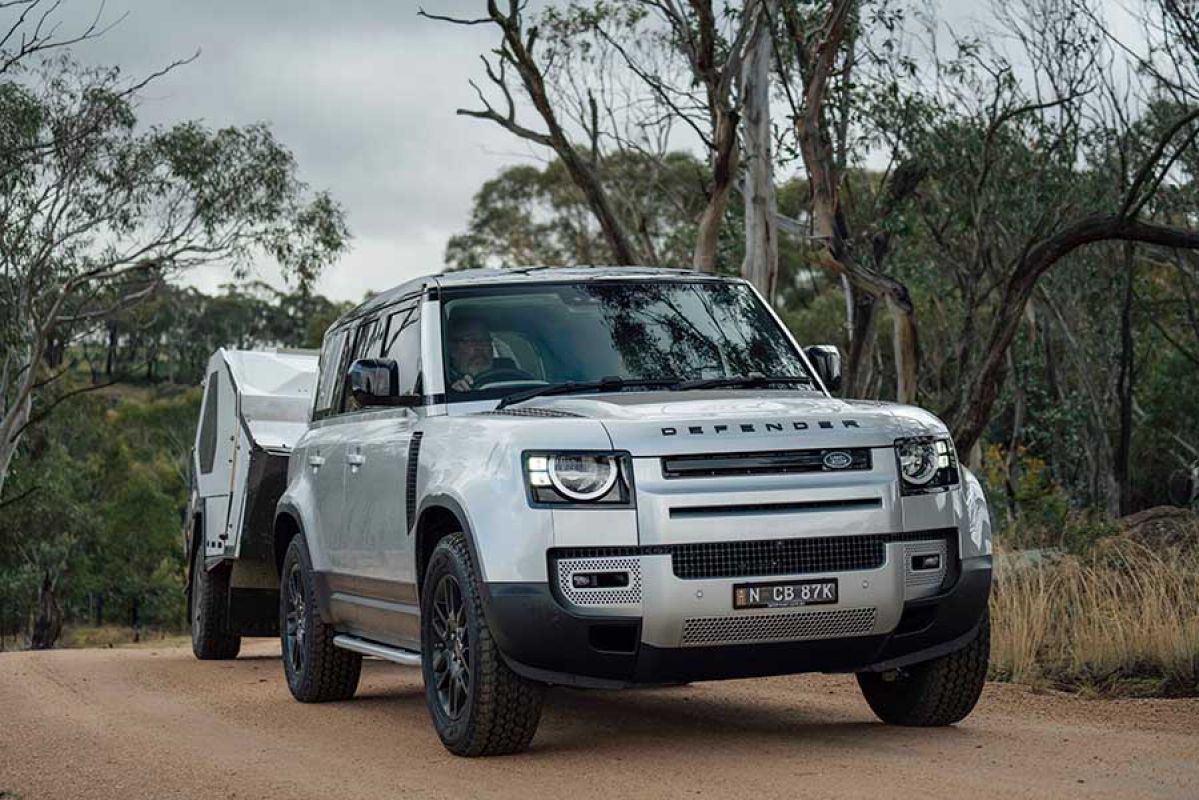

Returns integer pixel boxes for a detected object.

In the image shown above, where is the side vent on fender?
[406,432,424,533]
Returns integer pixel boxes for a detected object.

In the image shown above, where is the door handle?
[346,453,365,466]
[308,454,326,468]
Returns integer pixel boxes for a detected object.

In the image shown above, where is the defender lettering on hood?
[661,419,862,436]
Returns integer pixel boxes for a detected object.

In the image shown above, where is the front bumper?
[482,553,992,687]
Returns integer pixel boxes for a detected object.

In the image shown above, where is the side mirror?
[804,345,843,394]
[346,359,419,408]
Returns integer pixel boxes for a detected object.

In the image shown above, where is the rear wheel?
[190,558,241,660]
[280,536,361,702]
[420,533,545,756]
[857,613,990,726]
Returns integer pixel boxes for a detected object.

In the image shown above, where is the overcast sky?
[52,0,553,302]
[48,0,1135,303]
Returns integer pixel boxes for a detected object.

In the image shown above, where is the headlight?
[894,437,958,494]
[525,452,631,506]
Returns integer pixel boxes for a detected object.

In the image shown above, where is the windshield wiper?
[672,374,816,391]
[496,377,680,409]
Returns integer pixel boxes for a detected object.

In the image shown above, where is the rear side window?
[314,328,349,418]
[198,373,219,474]
[383,302,422,395]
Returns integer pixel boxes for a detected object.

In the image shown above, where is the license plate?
[733,579,838,609]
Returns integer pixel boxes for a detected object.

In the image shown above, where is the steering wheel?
[471,366,536,387]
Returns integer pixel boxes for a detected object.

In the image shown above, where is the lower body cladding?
[481,531,991,687]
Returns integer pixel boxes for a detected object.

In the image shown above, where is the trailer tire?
[857,613,989,727]
[421,532,545,756]
[190,559,241,660]
[280,536,361,702]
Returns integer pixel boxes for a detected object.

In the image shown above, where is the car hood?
[515,390,949,456]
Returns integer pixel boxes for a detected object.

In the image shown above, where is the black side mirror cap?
[346,358,419,407]
[804,345,843,394]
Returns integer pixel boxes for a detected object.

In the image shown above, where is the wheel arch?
[414,495,485,599]
[272,506,303,578]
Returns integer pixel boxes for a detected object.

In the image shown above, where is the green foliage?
[0,282,340,646]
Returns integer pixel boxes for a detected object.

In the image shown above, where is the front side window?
[440,280,811,402]
[383,302,422,396]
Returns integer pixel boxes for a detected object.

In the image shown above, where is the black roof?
[338,265,741,325]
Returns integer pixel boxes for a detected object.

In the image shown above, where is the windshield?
[440,280,814,402]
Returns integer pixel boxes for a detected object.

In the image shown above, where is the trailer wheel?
[190,559,241,660]
[420,532,545,757]
[857,613,989,727]
[280,536,361,702]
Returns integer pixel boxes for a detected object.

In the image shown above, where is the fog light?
[912,554,941,571]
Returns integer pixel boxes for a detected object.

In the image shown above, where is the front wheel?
[420,533,545,756]
[279,536,362,702]
[857,613,990,726]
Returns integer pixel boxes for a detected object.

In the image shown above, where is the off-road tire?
[280,536,361,702]
[421,533,545,757]
[857,613,990,726]
[190,558,241,660]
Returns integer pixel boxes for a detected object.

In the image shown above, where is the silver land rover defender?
[187,267,993,757]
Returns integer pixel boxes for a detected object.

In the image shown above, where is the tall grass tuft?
[990,538,1199,695]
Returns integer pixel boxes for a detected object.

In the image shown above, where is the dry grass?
[990,538,1199,695]
[57,625,187,650]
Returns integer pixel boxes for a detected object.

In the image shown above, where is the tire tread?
[424,533,544,756]
[191,561,241,660]
[858,614,990,726]
[281,536,362,703]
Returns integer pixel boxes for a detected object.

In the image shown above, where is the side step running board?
[333,635,422,666]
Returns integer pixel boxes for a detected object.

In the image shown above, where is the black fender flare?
[273,502,334,622]
[413,493,487,593]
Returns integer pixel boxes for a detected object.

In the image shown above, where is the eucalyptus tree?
[0,44,348,497]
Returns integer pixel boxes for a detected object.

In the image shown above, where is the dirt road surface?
[2,639,1196,800]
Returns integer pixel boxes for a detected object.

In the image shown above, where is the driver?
[446,313,500,392]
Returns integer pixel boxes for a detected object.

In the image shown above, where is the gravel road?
[2,639,1196,800]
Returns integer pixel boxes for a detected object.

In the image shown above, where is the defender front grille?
[550,529,956,581]
[680,607,877,645]
[662,448,871,479]
[672,535,886,579]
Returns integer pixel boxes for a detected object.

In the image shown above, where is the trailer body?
[185,348,317,636]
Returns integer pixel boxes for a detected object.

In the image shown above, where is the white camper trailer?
[185,348,318,658]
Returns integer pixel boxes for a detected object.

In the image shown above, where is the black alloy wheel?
[429,574,470,719]
[278,535,361,702]
[283,559,307,678]
[419,532,545,756]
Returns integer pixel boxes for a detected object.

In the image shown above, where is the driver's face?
[449,321,492,376]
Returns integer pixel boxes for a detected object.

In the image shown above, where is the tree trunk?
[106,321,118,378]
[1003,350,1027,524]
[889,295,919,404]
[30,573,63,650]
[694,111,739,273]
[844,286,878,396]
[739,0,779,295]
[0,378,31,501]
[1114,244,1135,516]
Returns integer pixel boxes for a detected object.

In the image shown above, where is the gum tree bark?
[740,0,780,298]
[780,0,919,401]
